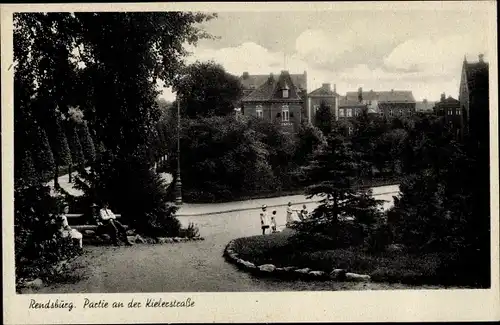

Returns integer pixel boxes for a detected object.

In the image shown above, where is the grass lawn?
[232,231,451,285]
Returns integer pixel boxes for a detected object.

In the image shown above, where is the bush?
[179,222,200,238]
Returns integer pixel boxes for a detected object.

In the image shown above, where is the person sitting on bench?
[57,204,83,249]
[97,202,133,246]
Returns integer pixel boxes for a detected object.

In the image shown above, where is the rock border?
[81,231,205,245]
[223,239,371,282]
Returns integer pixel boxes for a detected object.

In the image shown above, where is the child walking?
[271,210,277,233]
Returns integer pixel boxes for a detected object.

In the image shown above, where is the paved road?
[25,186,442,293]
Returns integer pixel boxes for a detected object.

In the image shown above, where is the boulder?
[275,267,285,272]
[258,264,276,272]
[386,244,405,253]
[100,234,111,241]
[83,230,96,236]
[295,268,311,274]
[157,237,167,244]
[242,261,256,269]
[309,270,326,277]
[24,278,43,289]
[330,269,347,280]
[172,237,180,243]
[345,273,371,282]
[283,266,298,272]
[126,229,136,236]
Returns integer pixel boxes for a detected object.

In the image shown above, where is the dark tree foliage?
[173,61,243,118]
[293,122,327,167]
[300,133,383,225]
[67,125,85,170]
[314,101,333,135]
[172,115,274,202]
[49,116,72,187]
[77,121,96,165]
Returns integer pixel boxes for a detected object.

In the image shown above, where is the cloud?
[295,29,353,65]
[160,28,488,103]
[384,33,489,75]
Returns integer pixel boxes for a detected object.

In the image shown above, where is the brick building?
[240,70,307,133]
[459,54,489,143]
[434,93,461,130]
[307,83,339,125]
[345,88,416,118]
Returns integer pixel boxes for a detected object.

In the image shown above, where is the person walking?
[99,202,133,246]
[260,204,270,235]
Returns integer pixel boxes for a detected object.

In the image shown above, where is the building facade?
[345,88,416,118]
[240,70,307,133]
[307,83,339,125]
[459,54,489,143]
[434,93,461,130]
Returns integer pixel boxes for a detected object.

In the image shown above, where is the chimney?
[358,87,363,102]
[441,93,446,101]
[242,72,249,79]
[391,89,394,92]
[322,83,331,91]
[479,53,484,63]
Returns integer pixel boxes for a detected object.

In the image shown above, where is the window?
[314,105,320,112]
[354,108,360,116]
[256,105,263,118]
[448,108,453,115]
[283,89,289,98]
[339,109,345,117]
[282,105,289,122]
[346,109,352,117]
[457,108,461,115]
[399,109,403,115]
[348,126,353,135]
[389,109,393,117]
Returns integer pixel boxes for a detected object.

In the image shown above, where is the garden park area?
[13,12,490,293]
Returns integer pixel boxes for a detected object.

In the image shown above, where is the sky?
[160,4,493,102]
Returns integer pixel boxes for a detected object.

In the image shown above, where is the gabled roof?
[240,71,307,91]
[308,86,339,97]
[345,90,415,103]
[242,71,303,102]
[434,96,460,108]
[339,98,368,107]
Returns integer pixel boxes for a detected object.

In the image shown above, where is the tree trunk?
[68,163,73,183]
[54,165,60,189]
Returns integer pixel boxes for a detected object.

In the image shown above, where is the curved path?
[25,186,442,293]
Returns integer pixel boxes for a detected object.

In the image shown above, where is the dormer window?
[282,82,290,98]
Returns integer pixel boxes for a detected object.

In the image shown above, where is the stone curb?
[82,233,205,245]
[223,239,371,282]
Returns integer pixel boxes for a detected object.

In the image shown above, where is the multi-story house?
[307,83,339,125]
[434,93,461,130]
[345,88,416,118]
[459,54,489,144]
[240,70,307,133]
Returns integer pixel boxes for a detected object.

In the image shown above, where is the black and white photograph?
[2,1,499,323]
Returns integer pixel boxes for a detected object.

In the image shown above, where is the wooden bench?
[66,213,128,233]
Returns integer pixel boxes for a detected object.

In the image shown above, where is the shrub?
[179,222,200,238]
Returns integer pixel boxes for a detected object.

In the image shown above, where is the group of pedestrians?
[259,202,309,235]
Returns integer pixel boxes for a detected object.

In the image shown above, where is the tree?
[301,133,382,225]
[77,121,96,166]
[293,122,327,167]
[15,150,38,189]
[49,116,72,188]
[314,101,333,135]
[173,61,243,118]
[176,116,274,202]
